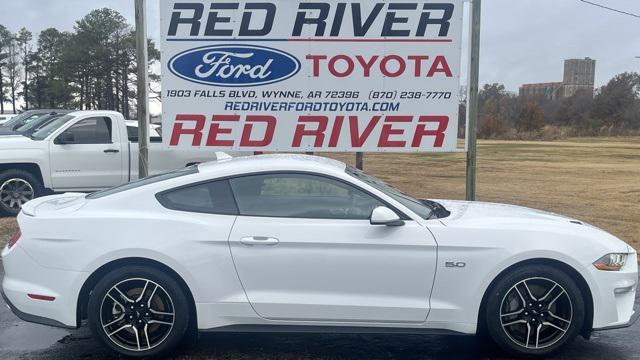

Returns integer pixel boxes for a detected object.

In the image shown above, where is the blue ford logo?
[168,44,301,87]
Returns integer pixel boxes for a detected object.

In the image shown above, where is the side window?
[127,126,137,141]
[128,126,161,142]
[157,180,238,215]
[229,173,384,220]
[60,117,112,144]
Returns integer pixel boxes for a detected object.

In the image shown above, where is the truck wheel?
[0,169,44,216]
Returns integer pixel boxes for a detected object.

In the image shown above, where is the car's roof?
[67,110,121,117]
[125,120,160,128]
[197,154,347,177]
[23,109,72,115]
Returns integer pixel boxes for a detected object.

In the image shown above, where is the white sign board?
[161,0,464,152]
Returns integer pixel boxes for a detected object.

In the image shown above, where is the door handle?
[240,236,279,246]
[104,149,120,153]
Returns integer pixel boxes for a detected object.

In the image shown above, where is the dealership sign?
[161,0,464,152]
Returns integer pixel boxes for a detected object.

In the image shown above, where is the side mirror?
[370,206,405,226]
[55,132,75,145]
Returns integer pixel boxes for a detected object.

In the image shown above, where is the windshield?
[346,165,434,220]
[15,114,59,133]
[2,111,42,130]
[30,114,75,140]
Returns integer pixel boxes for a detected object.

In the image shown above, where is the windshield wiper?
[420,199,451,219]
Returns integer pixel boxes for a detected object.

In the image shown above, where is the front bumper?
[589,251,638,330]
[594,306,639,331]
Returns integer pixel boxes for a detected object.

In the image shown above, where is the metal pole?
[355,152,364,170]
[135,0,150,178]
[465,0,481,201]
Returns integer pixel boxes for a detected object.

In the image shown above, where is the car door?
[49,116,124,189]
[227,172,437,323]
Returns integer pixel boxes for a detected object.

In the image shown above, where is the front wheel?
[485,264,585,357]
[87,266,190,358]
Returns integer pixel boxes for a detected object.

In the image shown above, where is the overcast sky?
[1,0,639,95]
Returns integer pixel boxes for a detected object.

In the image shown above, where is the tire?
[485,264,585,358]
[0,169,44,216]
[87,265,191,358]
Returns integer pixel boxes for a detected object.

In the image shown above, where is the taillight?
[7,229,21,249]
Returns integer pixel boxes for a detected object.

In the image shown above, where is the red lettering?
[240,115,276,147]
[412,116,449,148]
[293,116,328,147]
[206,115,239,147]
[378,116,412,147]
[170,114,206,146]
[355,55,379,77]
[306,55,327,77]
[306,55,453,78]
[408,55,429,77]
[427,56,453,77]
[380,55,406,78]
[349,115,380,147]
[328,55,354,77]
[328,116,344,147]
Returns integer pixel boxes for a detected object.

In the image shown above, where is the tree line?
[462,72,640,139]
[1,7,638,139]
[0,8,159,118]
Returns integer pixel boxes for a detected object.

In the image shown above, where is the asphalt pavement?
[1,259,639,360]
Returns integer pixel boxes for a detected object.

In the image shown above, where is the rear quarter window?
[156,180,238,215]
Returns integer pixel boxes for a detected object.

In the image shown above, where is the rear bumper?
[1,245,84,329]
[1,287,75,329]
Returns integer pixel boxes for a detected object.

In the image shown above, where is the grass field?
[1,137,639,252]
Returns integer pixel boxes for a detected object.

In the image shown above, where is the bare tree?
[6,35,20,113]
[0,25,12,114]
[16,27,32,110]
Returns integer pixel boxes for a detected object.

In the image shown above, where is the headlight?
[593,253,628,271]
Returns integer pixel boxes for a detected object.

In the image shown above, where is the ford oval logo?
[168,44,301,87]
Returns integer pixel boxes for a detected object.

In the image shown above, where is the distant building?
[562,58,596,98]
[519,82,563,101]
[519,58,596,100]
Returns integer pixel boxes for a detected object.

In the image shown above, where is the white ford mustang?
[1,154,637,358]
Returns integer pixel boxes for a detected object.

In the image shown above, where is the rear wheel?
[485,264,585,357]
[88,266,190,358]
[0,169,44,216]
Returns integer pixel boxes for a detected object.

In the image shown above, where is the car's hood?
[0,129,20,136]
[436,200,631,253]
[438,200,576,223]
[0,135,40,149]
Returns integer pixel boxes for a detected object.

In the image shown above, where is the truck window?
[127,126,137,141]
[30,114,76,140]
[61,117,112,144]
[127,125,162,142]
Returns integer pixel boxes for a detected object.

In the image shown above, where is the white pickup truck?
[0,110,248,215]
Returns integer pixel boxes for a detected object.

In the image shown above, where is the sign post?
[465,0,481,201]
[135,0,150,178]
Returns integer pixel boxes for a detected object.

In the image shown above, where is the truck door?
[49,116,124,190]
